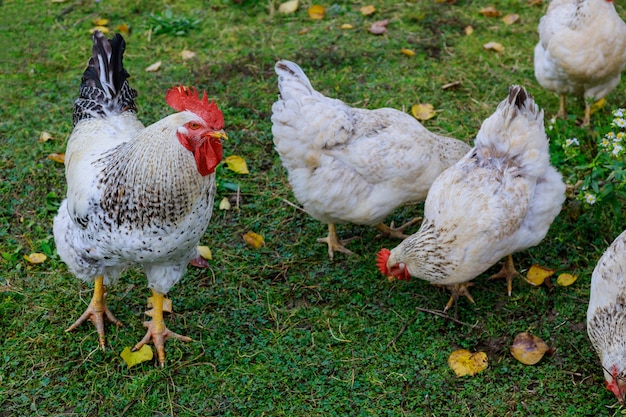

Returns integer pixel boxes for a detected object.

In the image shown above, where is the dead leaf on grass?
[556,273,578,287]
[243,231,265,248]
[278,0,299,14]
[360,5,376,15]
[197,245,213,260]
[181,49,196,60]
[368,19,389,35]
[39,131,53,143]
[308,5,325,20]
[340,23,354,30]
[510,332,554,365]
[48,153,65,164]
[411,103,436,121]
[145,61,162,72]
[502,14,519,25]
[24,253,47,264]
[120,345,153,368]
[479,6,501,17]
[464,25,474,35]
[483,41,505,52]
[448,349,488,376]
[400,48,416,57]
[525,264,556,286]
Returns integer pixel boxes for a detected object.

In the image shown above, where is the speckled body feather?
[587,229,626,398]
[53,32,217,294]
[534,0,626,101]
[385,86,565,285]
[270,60,471,227]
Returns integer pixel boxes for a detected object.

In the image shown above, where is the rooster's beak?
[210,130,228,141]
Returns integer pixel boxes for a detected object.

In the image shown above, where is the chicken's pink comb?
[376,248,390,275]
[165,85,224,129]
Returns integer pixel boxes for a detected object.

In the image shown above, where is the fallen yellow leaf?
[224,155,249,174]
[340,23,354,30]
[24,253,47,264]
[360,5,376,15]
[464,25,474,36]
[483,41,505,52]
[48,153,65,164]
[525,264,556,286]
[219,197,231,210]
[181,49,196,60]
[243,231,265,249]
[116,23,131,35]
[400,48,416,57]
[556,273,578,287]
[39,131,52,143]
[197,245,213,260]
[90,26,109,34]
[448,349,488,377]
[278,0,299,14]
[510,332,554,365]
[479,6,501,17]
[93,18,109,26]
[120,345,153,368]
[502,14,519,25]
[145,61,162,72]
[411,103,436,121]
[308,4,325,19]
[590,98,606,116]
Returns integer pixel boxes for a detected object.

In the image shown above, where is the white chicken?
[587,229,626,403]
[53,31,227,365]
[271,60,471,260]
[533,0,626,125]
[377,86,566,309]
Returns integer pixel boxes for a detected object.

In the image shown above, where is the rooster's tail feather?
[275,60,316,100]
[73,31,137,126]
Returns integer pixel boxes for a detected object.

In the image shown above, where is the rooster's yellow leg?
[317,223,355,261]
[375,217,422,240]
[133,289,192,366]
[433,282,475,312]
[557,94,567,119]
[65,275,122,349]
[488,254,520,297]
[582,101,591,127]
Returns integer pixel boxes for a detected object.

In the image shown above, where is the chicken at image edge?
[378,85,566,310]
[53,31,227,365]
[271,60,471,260]
[587,229,626,403]
[534,0,626,126]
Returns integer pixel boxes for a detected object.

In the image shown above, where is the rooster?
[587,230,626,403]
[53,31,227,365]
[533,0,626,125]
[271,60,470,260]
[377,86,565,310]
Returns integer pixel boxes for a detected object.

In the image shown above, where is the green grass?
[2,0,626,415]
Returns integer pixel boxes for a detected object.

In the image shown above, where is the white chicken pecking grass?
[587,229,626,403]
[271,60,471,260]
[53,31,227,365]
[377,86,566,310]
[533,0,626,126]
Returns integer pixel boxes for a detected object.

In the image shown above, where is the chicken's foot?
[317,223,356,261]
[133,289,191,366]
[433,282,475,312]
[375,217,422,240]
[488,254,519,296]
[65,275,122,349]
[557,94,567,119]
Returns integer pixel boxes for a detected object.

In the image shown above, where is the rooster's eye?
[188,122,201,130]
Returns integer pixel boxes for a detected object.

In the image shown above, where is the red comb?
[165,85,224,129]
[376,248,391,275]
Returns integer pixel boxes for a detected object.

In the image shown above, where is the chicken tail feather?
[274,60,316,100]
[73,31,137,126]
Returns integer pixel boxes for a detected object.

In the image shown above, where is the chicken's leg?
[582,101,592,127]
[133,289,192,366]
[488,254,519,296]
[317,223,355,261]
[65,275,122,349]
[433,282,475,312]
[557,94,567,119]
[375,217,422,240]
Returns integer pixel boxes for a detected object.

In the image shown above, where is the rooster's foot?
[433,282,475,312]
[488,254,519,297]
[375,217,422,240]
[318,223,356,261]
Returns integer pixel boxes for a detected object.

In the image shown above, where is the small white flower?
[584,193,597,205]
[617,132,625,141]
[614,118,626,128]
[601,138,611,148]
[614,108,625,117]
[613,145,623,156]
[565,138,580,147]
[606,131,617,140]
[549,117,556,125]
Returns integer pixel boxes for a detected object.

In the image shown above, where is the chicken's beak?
[209,130,228,141]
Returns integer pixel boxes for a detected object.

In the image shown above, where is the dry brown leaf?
[483,41,505,52]
[181,50,196,60]
[298,27,311,35]
[243,231,265,248]
[479,6,501,17]
[448,349,488,377]
[510,332,554,365]
[464,25,474,36]
[48,153,65,164]
[368,19,389,35]
[116,23,131,35]
[278,0,299,13]
[39,131,53,143]
[145,61,162,72]
[360,5,376,15]
[400,48,416,57]
[556,273,578,287]
[308,5,325,20]
[525,264,556,286]
[24,253,47,264]
[411,103,436,121]
[502,14,519,25]
[340,23,354,30]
